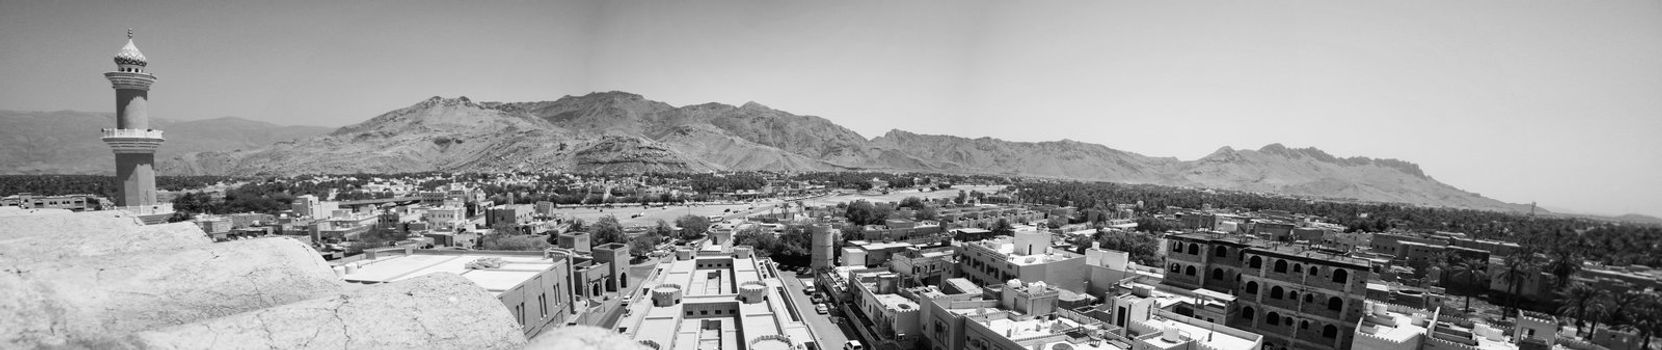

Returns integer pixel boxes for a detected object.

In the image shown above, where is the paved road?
[780,272,850,349]
[598,257,666,328]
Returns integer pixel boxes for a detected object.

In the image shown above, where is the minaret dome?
[114,29,148,72]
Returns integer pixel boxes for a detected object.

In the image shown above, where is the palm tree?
[1556,282,1608,338]
[1602,288,1643,337]
[1544,247,1584,290]
[1632,291,1662,350]
[1499,248,1543,316]
[1445,256,1486,312]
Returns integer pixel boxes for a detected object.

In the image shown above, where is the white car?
[814,304,829,314]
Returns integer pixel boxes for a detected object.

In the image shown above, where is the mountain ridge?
[1,92,1533,213]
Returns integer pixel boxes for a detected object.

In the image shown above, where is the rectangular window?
[540,294,548,318]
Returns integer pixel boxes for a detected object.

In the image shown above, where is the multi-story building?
[0,194,108,211]
[918,279,1131,350]
[956,227,1087,292]
[844,270,925,350]
[1166,232,1372,350]
[841,241,917,267]
[290,194,339,220]
[1349,299,1523,350]
[613,244,815,350]
[486,204,534,230]
[192,215,233,239]
[1125,308,1264,350]
[891,245,959,288]
[423,206,468,231]
[339,249,575,339]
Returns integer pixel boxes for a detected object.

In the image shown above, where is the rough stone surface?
[0,237,344,348]
[0,209,143,238]
[124,273,528,350]
[524,325,650,350]
[0,212,211,260]
[0,207,73,217]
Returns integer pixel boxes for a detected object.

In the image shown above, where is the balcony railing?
[101,128,165,139]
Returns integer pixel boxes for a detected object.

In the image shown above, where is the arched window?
[1187,244,1199,255]
[1322,324,1339,338]
[1172,243,1182,252]
[1300,320,1310,329]
[1309,266,1320,276]
[1211,268,1224,280]
[1270,286,1284,299]
[1332,269,1349,283]
[1274,260,1288,273]
[1185,266,1196,276]
[1327,297,1343,311]
[1245,281,1258,294]
[1284,316,1293,325]
[1303,294,1314,303]
[1249,256,1263,268]
[1242,306,1256,320]
[1170,263,1181,273]
[1293,263,1303,273]
[1215,246,1228,257]
[1266,312,1281,325]
[1288,290,1299,301]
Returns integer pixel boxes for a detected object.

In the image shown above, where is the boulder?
[0,237,344,348]
[124,273,528,350]
[0,218,212,260]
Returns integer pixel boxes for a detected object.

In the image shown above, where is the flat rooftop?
[971,236,1083,266]
[1173,232,1370,268]
[1143,317,1257,350]
[341,253,556,296]
[981,315,1083,340]
[617,255,813,350]
[1357,304,1428,343]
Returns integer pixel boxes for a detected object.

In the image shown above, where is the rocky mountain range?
[0,110,332,175]
[2,92,1528,212]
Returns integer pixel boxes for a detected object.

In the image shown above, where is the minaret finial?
[127,28,134,39]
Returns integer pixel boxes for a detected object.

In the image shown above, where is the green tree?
[630,231,661,257]
[1604,288,1646,336]
[1633,291,1662,349]
[1444,256,1486,312]
[675,215,711,240]
[483,234,552,251]
[652,220,675,238]
[991,218,1015,237]
[913,205,940,222]
[840,225,866,242]
[590,215,624,246]
[844,200,892,226]
[1499,248,1543,316]
[567,218,587,233]
[1544,246,1584,290]
[1556,282,1610,338]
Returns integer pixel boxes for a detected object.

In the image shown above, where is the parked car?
[815,304,829,314]
[843,340,864,350]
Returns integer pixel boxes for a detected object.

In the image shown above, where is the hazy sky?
[3,0,1659,217]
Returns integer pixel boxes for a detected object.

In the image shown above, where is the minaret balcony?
[102,128,165,153]
[104,71,157,90]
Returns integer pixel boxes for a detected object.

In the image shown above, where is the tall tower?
[102,29,165,209]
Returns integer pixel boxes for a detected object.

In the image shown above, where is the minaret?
[102,29,165,209]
